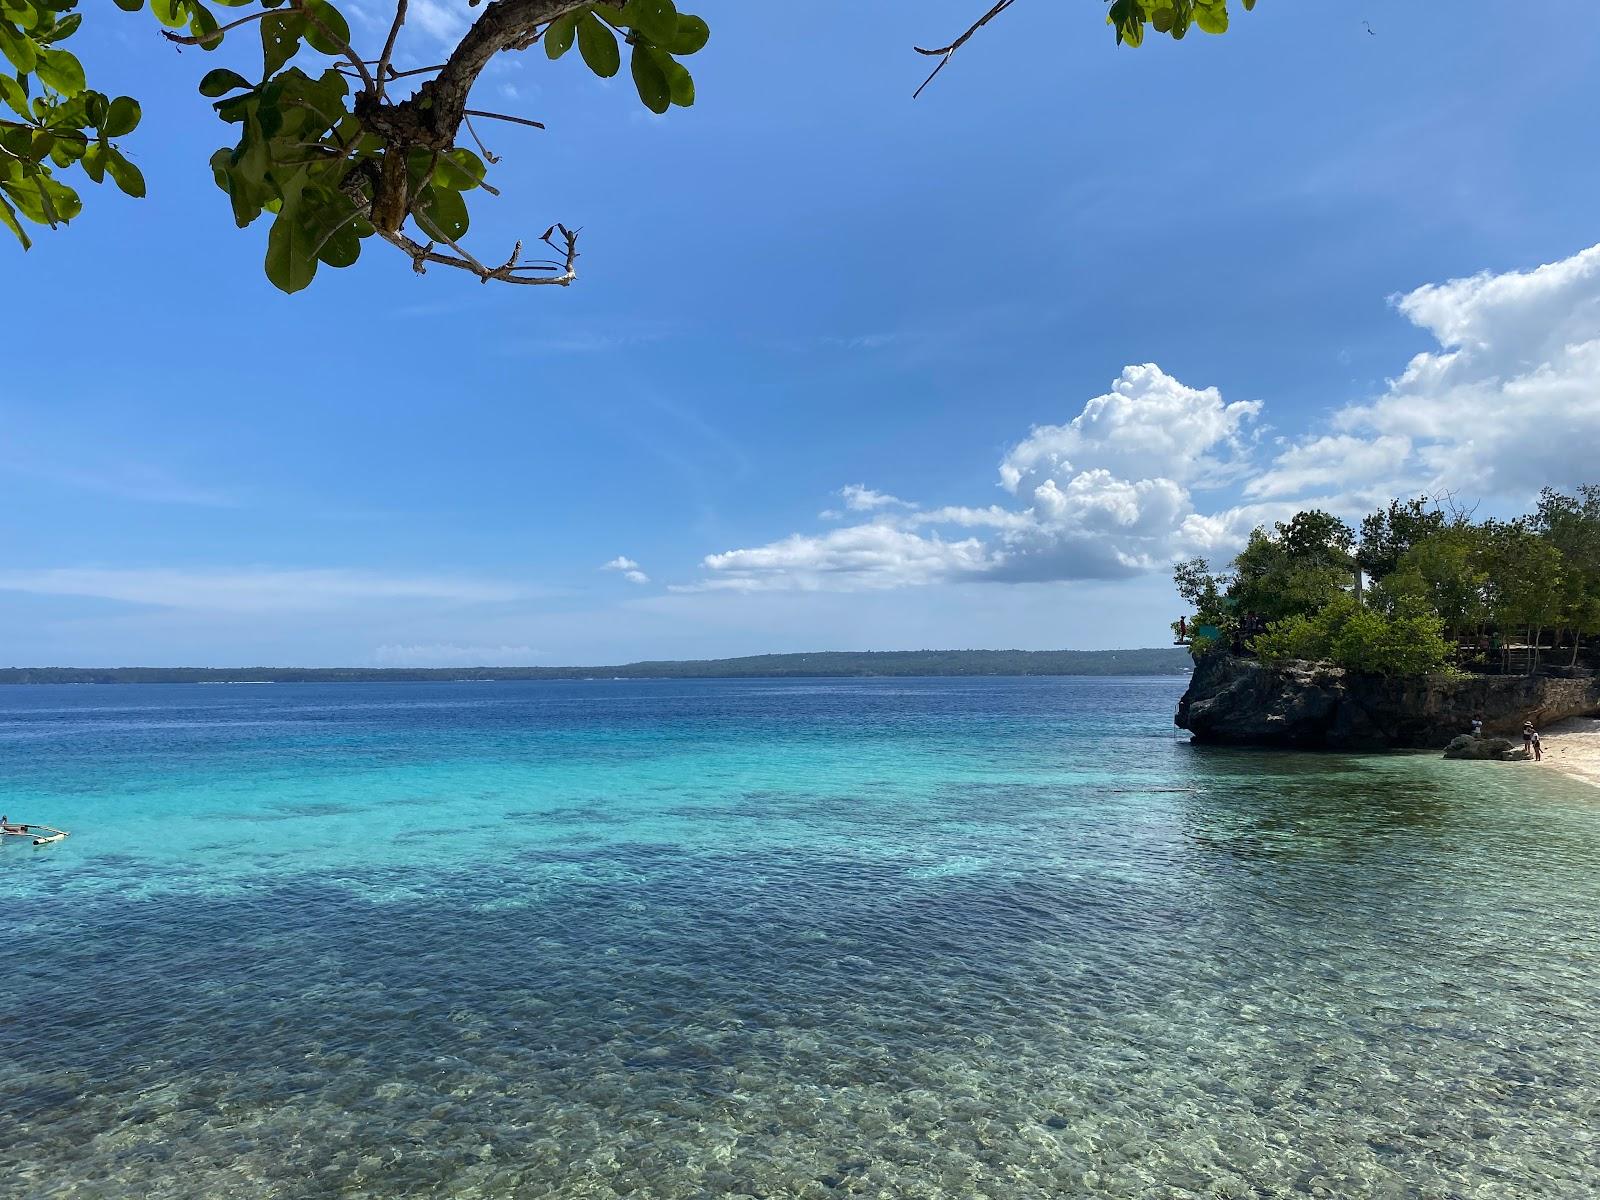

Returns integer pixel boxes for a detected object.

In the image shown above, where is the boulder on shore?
[1441,735,1529,761]
[1176,653,1600,750]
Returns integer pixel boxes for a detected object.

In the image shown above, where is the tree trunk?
[1572,633,1582,667]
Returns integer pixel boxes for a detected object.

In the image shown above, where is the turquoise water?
[3,677,1599,1198]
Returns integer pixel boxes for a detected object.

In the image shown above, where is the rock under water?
[1175,653,1600,750]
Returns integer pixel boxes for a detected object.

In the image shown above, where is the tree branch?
[376,0,409,100]
[913,0,1018,98]
[380,223,579,286]
[420,0,619,144]
[160,10,270,47]
[463,109,546,130]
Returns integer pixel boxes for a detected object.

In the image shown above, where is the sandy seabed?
[1535,715,1600,789]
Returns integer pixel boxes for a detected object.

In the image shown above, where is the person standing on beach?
[1523,722,1542,761]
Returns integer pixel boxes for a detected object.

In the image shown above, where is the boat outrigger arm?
[0,823,68,846]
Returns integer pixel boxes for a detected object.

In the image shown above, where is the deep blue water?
[3,677,1599,1198]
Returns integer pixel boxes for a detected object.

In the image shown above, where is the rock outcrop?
[1175,653,1600,750]
[1441,735,1528,761]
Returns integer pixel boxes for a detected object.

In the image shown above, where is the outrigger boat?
[0,821,68,846]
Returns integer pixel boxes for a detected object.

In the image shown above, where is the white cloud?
[0,568,522,614]
[693,526,994,592]
[999,364,1261,492]
[1255,242,1600,500]
[684,245,1600,595]
[601,556,650,584]
[839,484,913,512]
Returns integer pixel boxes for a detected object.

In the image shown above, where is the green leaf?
[111,0,144,11]
[2,2,40,27]
[261,10,306,76]
[576,13,619,78]
[315,211,360,267]
[265,203,319,293]
[0,189,31,249]
[413,183,468,242]
[188,3,220,50]
[1194,1,1228,34]
[544,11,578,59]
[301,0,350,56]
[103,95,141,136]
[621,0,677,45]
[82,138,105,182]
[199,67,251,97]
[0,24,39,74]
[667,13,708,55]
[149,0,187,29]
[629,42,669,114]
[662,56,693,107]
[0,73,28,119]
[35,48,85,96]
[42,13,81,43]
[104,145,145,197]
[431,147,485,192]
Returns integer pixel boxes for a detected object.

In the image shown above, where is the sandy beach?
[1536,715,1600,790]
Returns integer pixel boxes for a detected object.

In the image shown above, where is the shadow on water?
[1175,745,1456,864]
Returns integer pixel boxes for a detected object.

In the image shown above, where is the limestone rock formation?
[1441,735,1529,761]
[1176,653,1600,750]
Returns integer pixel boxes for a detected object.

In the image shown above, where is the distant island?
[0,648,1191,685]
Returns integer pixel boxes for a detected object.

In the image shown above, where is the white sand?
[1534,715,1600,790]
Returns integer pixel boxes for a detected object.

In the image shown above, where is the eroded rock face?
[1175,654,1600,750]
[1442,735,1528,761]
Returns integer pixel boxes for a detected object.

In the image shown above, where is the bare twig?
[377,0,409,100]
[160,9,270,47]
[463,109,546,130]
[291,0,377,92]
[462,113,502,165]
[381,223,579,286]
[913,0,1018,99]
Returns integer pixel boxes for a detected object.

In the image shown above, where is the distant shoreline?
[0,648,1191,686]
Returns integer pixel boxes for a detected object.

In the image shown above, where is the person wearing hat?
[1523,721,1542,761]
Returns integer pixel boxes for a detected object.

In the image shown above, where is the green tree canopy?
[2,0,1259,290]
[1228,509,1356,622]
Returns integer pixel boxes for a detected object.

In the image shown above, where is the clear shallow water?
[2,677,1599,1199]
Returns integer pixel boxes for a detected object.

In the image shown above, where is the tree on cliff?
[1534,486,1600,665]
[2,0,1258,291]
[1228,510,1357,622]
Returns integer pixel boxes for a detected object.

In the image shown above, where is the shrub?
[1254,596,1449,676]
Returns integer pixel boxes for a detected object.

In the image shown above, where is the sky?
[5,1,1600,667]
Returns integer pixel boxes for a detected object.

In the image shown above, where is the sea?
[3,676,1598,1199]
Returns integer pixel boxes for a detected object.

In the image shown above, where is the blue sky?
[5,1,1600,666]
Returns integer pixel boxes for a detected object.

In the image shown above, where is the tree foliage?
[1174,487,1600,676]
[1228,510,1356,623]
[2,0,1260,290]
[1253,595,1451,676]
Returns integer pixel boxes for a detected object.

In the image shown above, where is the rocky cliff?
[1175,654,1600,750]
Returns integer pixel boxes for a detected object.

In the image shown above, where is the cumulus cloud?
[699,364,1252,590]
[602,556,650,584]
[999,364,1261,493]
[820,484,915,520]
[689,244,1600,594]
[1253,243,1600,500]
[689,526,994,592]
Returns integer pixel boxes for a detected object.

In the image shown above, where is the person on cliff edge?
[1523,721,1542,761]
